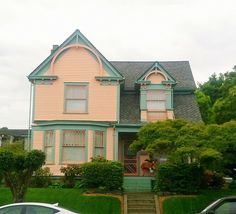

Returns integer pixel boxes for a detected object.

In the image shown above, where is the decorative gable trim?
[28,29,123,80]
[95,76,124,85]
[28,75,58,84]
[136,61,176,85]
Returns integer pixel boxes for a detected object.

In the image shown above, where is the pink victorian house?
[28,30,201,190]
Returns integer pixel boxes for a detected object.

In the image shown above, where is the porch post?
[113,129,118,161]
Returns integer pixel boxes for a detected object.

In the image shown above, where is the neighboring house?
[0,128,28,148]
[28,30,202,177]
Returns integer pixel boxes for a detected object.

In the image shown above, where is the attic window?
[146,90,167,121]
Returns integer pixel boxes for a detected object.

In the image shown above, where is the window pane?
[147,90,165,100]
[45,131,54,163]
[45,131,54,146]
[147,100,165,110]
[62,147,86,162]
[66,85,87,99]
[45,147,53,163]
[62,130,86,163]
[94,148,104,157]
[94,131,104,157]
[63,130,85,146]
[66,100,86,112]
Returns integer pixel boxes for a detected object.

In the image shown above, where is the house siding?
[34,48,118,122]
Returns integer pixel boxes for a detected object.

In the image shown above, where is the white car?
[0,202,78,214]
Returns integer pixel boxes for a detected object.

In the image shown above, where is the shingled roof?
[110,61,202,123]
[110,61,196,91]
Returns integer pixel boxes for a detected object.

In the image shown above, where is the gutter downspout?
[27,82,33,151]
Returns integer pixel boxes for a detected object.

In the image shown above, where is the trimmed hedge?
[156,162,203,194]
[81,161,123,191]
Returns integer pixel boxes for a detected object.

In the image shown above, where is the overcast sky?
[0,0,235,129]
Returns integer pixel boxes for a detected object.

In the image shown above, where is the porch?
[118,132,155,177]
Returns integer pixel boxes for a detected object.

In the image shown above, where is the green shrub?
[60,164,82,188]
[81,160,123,191]
[156,162,202,194]
[30,167,52,188]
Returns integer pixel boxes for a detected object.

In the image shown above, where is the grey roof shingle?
[110,61,196,91]
[174,93,202,122]
[120,92,140,124]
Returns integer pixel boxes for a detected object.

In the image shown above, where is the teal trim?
[166,90,172,109]
[123,176,154,192]
[95,76,123,81]
[136,80,151,85]
[146,84,169,90]
[136,61,176,83]
[43,130,55,165]
[28,30,123,79]
[140,89,147,110]
[116,127,141,133]
[114,129,118,161]
[33,121,111,128]
[29,75,57,81]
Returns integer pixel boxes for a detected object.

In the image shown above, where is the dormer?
[136,62,176,122]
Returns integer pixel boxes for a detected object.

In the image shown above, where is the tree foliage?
[0,146,45,202]
[197,67,236,124]
[131,119,236,175]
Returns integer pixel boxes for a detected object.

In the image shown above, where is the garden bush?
[81,159,123,191]
[30,167,52,188]
[156,162,202,194]
[201,170,225,189]
[60,164,82,188]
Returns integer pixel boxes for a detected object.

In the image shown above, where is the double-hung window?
[44,130,55,164]
[64,84,88,113]
[62,130,86,164]
[146,90,167,121]
[94,131,105,157]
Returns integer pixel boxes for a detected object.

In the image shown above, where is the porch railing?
[124,159,137,176]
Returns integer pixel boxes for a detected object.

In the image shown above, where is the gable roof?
[28,30,123,79]
[110,61,196,91]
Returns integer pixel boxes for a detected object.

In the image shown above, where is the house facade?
[28,30,202,176]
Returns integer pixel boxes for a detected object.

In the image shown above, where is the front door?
[118,133,137,175]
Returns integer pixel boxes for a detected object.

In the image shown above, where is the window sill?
[63,112,88,114]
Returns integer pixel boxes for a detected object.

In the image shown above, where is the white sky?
[0,0,235,129]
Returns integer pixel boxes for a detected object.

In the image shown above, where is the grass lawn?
[0,187,121,214]
[162,189,236,214]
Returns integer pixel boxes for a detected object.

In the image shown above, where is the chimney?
[51,45,59,54]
